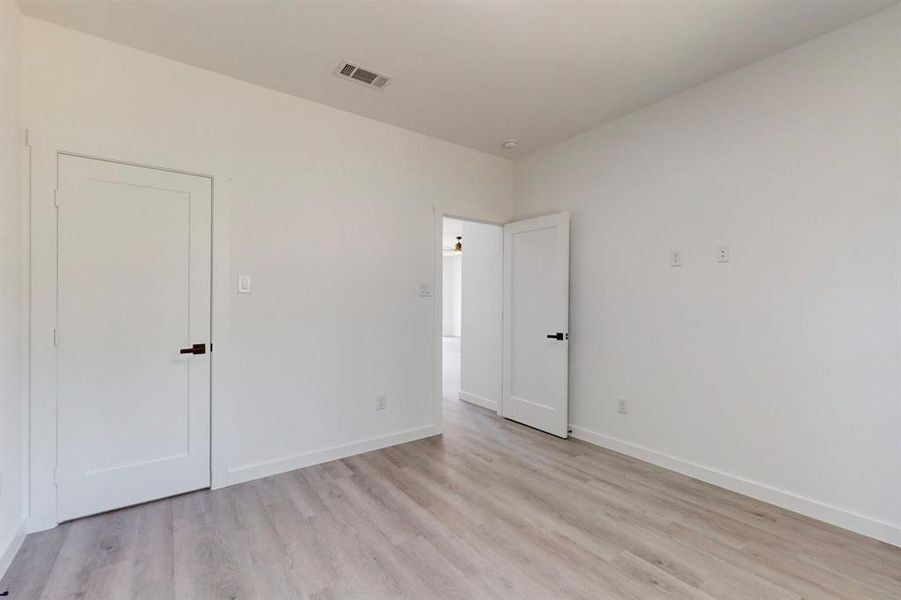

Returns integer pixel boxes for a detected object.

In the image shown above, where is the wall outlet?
[376,394,387,411]
[716,245,730,263]
[418,283,433,297]
[617,397,628,415]
[669,250,682,267]
[237,274,252,293]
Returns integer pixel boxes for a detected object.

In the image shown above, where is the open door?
[502,213,570,437]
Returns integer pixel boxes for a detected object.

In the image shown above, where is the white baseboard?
[226,424,441,486]
[458,390,498,412]
[0,519,26,583]
[569,426,901,548]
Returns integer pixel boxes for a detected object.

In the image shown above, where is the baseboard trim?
[226,424,441,486]
[0,519,27,582]
[569,426,901,548]
[458,390,498,412]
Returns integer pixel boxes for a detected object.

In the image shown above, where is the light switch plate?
[237,274,252,294]
[419,283,433,297]
[670,250,683,267]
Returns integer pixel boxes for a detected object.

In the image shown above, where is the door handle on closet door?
[179,343,206,355]
[546,333,565,341]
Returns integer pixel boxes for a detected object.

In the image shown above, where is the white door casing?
[55,154,212,521]
[502,213,570,437]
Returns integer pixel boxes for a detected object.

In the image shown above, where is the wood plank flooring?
[3,340,900,598]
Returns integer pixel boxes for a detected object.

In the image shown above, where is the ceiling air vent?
[335,61,392,90]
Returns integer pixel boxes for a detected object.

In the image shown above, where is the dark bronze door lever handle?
[179,343,206,355]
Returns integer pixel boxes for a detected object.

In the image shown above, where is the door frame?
[433,211,505,428]
[27,129,233,532]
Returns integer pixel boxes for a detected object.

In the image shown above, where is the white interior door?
[502,213,569,437]
[56,154,212,521]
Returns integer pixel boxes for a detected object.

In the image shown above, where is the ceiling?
[19,0,896,158]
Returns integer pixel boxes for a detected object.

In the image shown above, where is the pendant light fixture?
[454,236,463,254]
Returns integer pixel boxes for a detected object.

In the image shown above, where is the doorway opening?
[441,217,504,421]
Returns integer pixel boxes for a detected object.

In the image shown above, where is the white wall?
[515,6,901,545]
[459,221,503,411]
[23,18,512,487]
[442,254,462,337]
[0,0,26,575]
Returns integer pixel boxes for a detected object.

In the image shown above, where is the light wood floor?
[4,341,900,598]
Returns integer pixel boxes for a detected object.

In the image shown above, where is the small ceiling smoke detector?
[502,139,518,151]
[335,61,392,90]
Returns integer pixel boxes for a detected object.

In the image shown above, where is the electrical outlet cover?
[716,245,730,263]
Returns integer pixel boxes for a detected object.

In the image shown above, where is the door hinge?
[53,328,59,347]
[52,467,58,486]
[53,188,60,208]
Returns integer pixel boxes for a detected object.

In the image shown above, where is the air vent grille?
[350,67,378,84]
[336,61,392,90]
